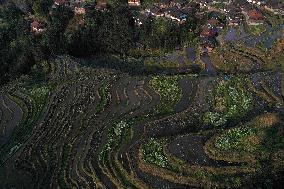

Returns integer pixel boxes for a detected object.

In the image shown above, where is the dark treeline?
[0,0,201,84]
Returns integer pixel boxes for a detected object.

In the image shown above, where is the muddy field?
[0,55,283,189]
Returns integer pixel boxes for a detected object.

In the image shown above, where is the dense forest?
[0,0,201,84]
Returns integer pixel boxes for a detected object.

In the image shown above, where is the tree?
[139,17,181,51]
[65,15,100,56]
[97,6,135,56]
[41,6,74,55]
[0,3,35,84]
[32,0,53,18]
[180,15,199,47]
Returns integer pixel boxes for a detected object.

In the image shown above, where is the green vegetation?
[247,24,266,36]
[98,119,135,187]
[0,4,36,84]
[59,143,72,188]
[261,125,284,153]
[0,0,283,188]
[95,83,111,113]
[142,138,170,168]
[215,126,255,151]
[206,113,283,164]
[149,75,183,114]
[0,82,54,164]
[99,120,132,161]
[204,77,253,127]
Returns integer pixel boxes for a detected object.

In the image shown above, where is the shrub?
[142,138,170,168]
[149,75,182,114]
[215,127,255,151]
[204,77,253,127]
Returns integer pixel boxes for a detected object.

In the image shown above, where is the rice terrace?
[0,0,284,188]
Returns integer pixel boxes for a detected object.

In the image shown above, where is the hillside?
[1,0,284,188]
[0,55,283,188]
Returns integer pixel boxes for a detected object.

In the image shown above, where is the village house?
[54,0,67,6]
[128,0,141,6]
[169,0,186,9]
[240,1,265,25]
[180,4,194,15]
[228,17,240,26]
[200,36,218,53]
[74,6,86,14]
[248,9,263,20]
[194,0,213,8]
[227,10,244,26]
[95,0,107,11]
[164,6,187,23]
[200,27,218,38]
[146,7,165,17]
[31,21,45,34]
[224,3,242,14]
[207,18,219,28]
[246,0,265,6]
[246,8,264,25]
[134,14,148,26]
[52,0,87,14]
[154,0,171,9]
[70,0,86,14]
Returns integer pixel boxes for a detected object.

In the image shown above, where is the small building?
[170,0,186,9]
[200,27,218,38]
[154,0,171,9]
[227,12,243,26]
[195,0,213,8]
[228,18,240,26]
[134,13,148,26]
[246,8,264,25]
[95,0,107,11]
[74,6,86,14]
[248,9,263,20]
[207,18,219,28]
[164,6,187,23]
[54,0,66,6]
[128,0,141,6]
[200,37,217,53]
[31,21,45,34]
[147,7,165,17]
[242,7,264,25]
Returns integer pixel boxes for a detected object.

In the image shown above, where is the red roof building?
[248,9,263,20]
[207,18,219,27]
[31,21,45,34]
[200,27,217,38]
[31,21,40,29]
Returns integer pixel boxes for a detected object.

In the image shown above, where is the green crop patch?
[142,138,171,169]
[204,77,253,127]
[0,82,55,164]
[149,75,183,115]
